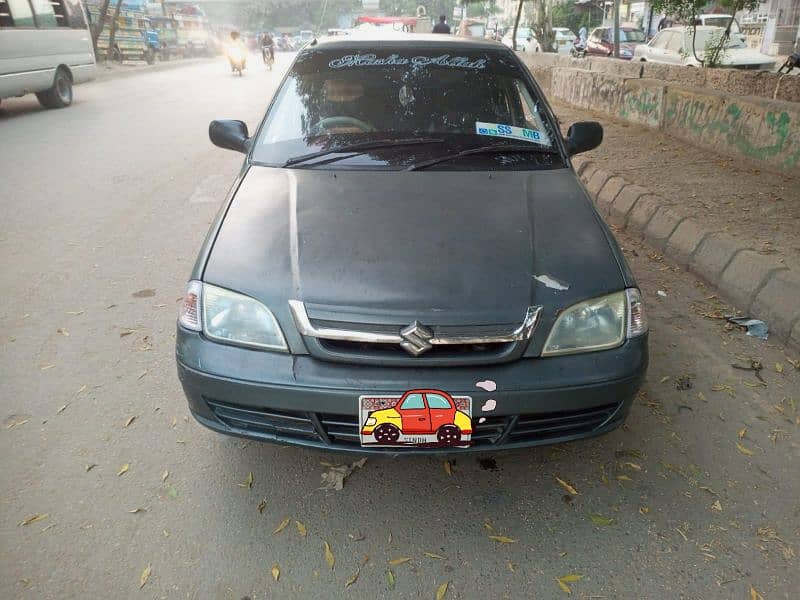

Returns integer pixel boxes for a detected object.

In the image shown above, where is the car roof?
[309,32,508,51]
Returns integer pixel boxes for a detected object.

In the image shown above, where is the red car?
[586,26,646,60]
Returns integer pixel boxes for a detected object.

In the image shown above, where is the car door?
[425,392,456,433]
[664,31,685,64]
[643,31,671,63]
[397,392,430,434]
[587,28,604,56]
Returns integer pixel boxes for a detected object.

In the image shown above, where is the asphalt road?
[1,55,798,600]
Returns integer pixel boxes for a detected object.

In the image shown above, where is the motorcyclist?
[227,31,247,72]
[260,31,275,63]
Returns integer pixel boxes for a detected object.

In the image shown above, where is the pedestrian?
[432,15,450,35]
[657,15,673,31]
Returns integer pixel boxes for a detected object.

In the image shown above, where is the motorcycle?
[226,43,246,75]
[571,37,586,59]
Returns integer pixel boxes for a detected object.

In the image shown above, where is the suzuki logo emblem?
[400,321,434,356]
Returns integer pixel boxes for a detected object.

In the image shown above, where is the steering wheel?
[311,116,375,135]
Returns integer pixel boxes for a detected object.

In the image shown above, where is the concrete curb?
[576,160,800,349]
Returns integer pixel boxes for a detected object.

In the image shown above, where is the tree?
[530,0,555,53]
[91,0,112,52]
[106,0,124,62]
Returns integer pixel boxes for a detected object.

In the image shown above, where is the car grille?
[206,398,619,450]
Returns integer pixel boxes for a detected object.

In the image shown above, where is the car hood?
[203,167,628,327]
[717,48,775,66]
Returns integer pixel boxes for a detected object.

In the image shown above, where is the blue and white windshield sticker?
[475,121,547,145]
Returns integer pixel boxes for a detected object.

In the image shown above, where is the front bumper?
[176,328,647,455]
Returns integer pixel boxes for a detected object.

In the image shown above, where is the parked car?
[552,28,576,54]
[633,26,775,70]
[586,26,646,59]
[177,34,649,454]
[501,26,533,52]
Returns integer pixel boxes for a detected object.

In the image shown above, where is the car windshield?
[611,29,645,42]
[252,46,558,169]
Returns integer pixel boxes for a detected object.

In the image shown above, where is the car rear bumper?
[176,328,647,455]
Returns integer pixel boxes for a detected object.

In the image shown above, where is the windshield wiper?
[405,143,558,171]
[282,138,444,167]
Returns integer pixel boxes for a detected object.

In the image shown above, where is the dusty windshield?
[252,47,558,169]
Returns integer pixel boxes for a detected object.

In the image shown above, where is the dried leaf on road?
[617,475,633,482]
[124,415,136,428]
[139,565,151,589]
[257,499,267,514]
[736,442,754,456]
[273,517,290,534]
[40,364,54,371]
[57,328,69,336]
[622,462,642,470]
[6,418,29,429]
[775,362,784,374]
[484,522,495,533]
[320,457,367,491]
[271,564,280,582]
[117,463,130,476]
[160,470,169,483]
[85,463,97,472]
[128,507,147,514]
[556,574,583,594]
[56,402,70,414]
[324,541,335,570]
[488,535,517,543]
[443,460,452,476]
[423,552,445,560]
[436,581,449,600]
[345,568,360,588]
[238,472,254,489]
[507,561,515,572]
[711,500,722,511]
[589,514,614,526]
[137,370,148,380]
[738,427,747,439]
[555,476,578,495]
[295,520,307,537]
[386,570,395,590]
[639,506,650,514]
[750,585,764,600]
[19,513,48,526]
[388,557,412,566]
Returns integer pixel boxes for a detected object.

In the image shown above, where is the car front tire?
[36,68,72,109]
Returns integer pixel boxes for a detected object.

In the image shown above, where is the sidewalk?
[92,57,215,83]
[551,100,800,347]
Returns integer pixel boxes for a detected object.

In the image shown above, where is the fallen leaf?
[271,564,280,582]
[139,565,151,589]
[160,470,169,483]
[639,506,650,514]
[238,472,254,489]
[750,585,764,600]
[436,581,449,600]
[7,418,29,429]
[443,460,452,476]
[76,384,87,395]
[324,541,335,570]
[556,574,583,594]
[484,522,495,533]
[555,476,578,495]
[85,463,97,472]
[257,499,267,514]
[124,415,136,428]
[137,370,148,380]
[117,463,130,476]
[66,310,84,315]
[589,514,614,526]
[488,535,517,543]
[56,402,70,414]
[386,570,395,590]
[273,517,290,534]
[659,375,670,383]
[40,364,54,371]
[295,520,307,537]
[388,557,412,566]
[507,561,515,572]
[345,568,360,588]
[711,500,722,511]
[736,442,754,456]
[423,552,445,560]
[19,513,48,526]
[616,474,633,482]
[57,328,69,337]
[775,363,783,374]
[320,457,367,491]
[622,462,642,470]
[738,427,747,439]
[128,507,147,514]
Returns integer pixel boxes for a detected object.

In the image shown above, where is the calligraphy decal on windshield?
[329,53,487,70]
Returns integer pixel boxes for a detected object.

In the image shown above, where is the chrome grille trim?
[289,300,543,346]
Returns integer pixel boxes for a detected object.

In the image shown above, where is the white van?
[0,0,96,108]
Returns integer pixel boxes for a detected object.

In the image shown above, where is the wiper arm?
[405,143,557,171]
[283,138,444,167]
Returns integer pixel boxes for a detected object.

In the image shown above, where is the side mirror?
[209,119,249,153]
[565,121,603,156]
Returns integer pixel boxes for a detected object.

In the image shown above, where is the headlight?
[178,281,288,351]
[542,288,646,356]
[365,417,377,426]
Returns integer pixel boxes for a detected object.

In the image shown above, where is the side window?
[426,394,452,409]
[6,0,35,27]
[666,33,683,53]
[652,32,671,49]
[400,393,425,410]
[64,0,85,29]
[29,0,57,27]
[513,80,552,146]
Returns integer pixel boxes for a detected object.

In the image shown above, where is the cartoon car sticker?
[359,389,472,448]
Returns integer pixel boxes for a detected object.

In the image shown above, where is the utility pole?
[613,0,620,58]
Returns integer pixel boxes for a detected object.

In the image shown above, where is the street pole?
[613,0,620,58]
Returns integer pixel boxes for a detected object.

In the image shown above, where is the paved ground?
[1,56,799,600]
[551,100,800,268]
